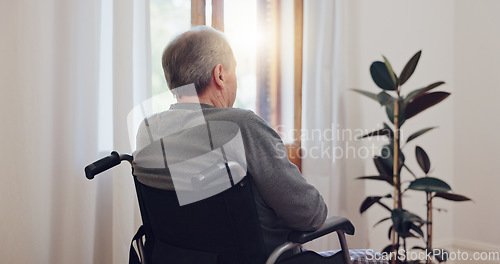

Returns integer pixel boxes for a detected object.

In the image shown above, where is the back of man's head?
[162,26,234,97]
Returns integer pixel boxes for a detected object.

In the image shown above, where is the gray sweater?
[133,103,327,254]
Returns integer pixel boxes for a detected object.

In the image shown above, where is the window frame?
[191,0,304,170]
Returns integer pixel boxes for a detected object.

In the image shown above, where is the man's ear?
[213,64,224,88]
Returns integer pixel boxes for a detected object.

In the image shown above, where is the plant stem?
[426,192,433,264]
[393,100,402,209]
[403,164,417,179]
[404,238,408,264]
[430,196,433,251]
[377,201,392,212]
[392,100,402,264]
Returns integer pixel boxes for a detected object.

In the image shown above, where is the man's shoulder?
[204,107,265,126]
[211,107,253,117]
[204,108,280,144]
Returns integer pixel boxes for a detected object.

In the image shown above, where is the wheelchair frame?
[85,151,355,264]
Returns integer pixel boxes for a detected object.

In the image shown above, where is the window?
[224,0,258,113]
[149,0,191,113]
[149,0,304,169]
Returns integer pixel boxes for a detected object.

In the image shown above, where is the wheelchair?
[85,151,356,264]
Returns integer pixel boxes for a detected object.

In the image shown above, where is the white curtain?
[0,0,150,263]
[301,0,351,251]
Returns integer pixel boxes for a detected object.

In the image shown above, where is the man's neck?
[177,95,203,104]
[177,93,228,108]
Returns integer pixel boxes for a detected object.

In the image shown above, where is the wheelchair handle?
[85,151,133,179]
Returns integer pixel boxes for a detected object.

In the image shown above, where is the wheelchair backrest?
[134,175,267,264]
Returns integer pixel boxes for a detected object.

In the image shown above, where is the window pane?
[150,0,191,111]
[224,0,296,144]
[279,0,295,144]
[224,0,258,113]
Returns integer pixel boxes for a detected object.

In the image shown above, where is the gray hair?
[162,26,235,97]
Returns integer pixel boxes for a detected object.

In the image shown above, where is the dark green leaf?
[378,91,395,106]
[377,201,392,212]
[381,144,405,174]
[399,50,422,86]
[406,127,437,143]
[405,232,419,238]
[406,92,450,120]
[411,246,427,251]
[373,217,391,227]
[433,249,449,262]
[371,61,396,90]
[415,146,431,174]
[382,244,399,254]
[388,225,394,240]
[360,196,382,214]
[356,175,394,185]
[433,192,472,202]
[383,122,394,136]
[391,209,425,222]
[358,123,394,140]
[374,156,392,177]
[391,209,425,238]
[410,223,424,238]
[405,81,445,103]
[383,55,398,85]
[408,177,452,193]
[404,211,425,224]
[351,89,380,103]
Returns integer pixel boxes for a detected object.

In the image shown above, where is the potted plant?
[353,50,472,263]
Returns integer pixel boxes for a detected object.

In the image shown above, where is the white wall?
[452,0,500,254]
[344,0,500,256]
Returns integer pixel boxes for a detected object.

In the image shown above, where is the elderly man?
[133,25,327,257]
